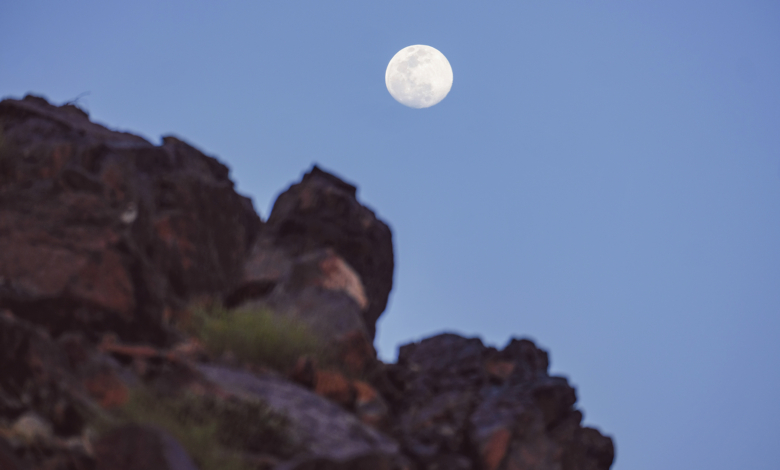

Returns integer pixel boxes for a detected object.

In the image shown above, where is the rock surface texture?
[0,95,613,470]
[387,334,615,470]
[0,95,261,344]
[250,165,394,341]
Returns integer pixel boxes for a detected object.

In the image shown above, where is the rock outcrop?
[264,165,394,341]
[223,164,395,376]
[384,334,615,470]
[0,95,613,470]
[229,165,394,340]
[0,95,261,345]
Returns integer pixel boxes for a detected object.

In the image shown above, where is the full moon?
[385,45,453,109]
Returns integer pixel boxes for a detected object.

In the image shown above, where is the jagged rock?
[389,333,614,470]
[313,369,355,407]
[198,364,406,470]
[239,165,393,341]
[0,95,261,344]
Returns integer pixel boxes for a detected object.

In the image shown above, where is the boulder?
[198,364,406,470]
[0,95,261,344]
[224,166,393,375]
[241,165,394,341]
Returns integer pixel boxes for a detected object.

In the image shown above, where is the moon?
[385,45,453,109]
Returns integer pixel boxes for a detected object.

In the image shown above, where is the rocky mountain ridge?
[0,95,614,470]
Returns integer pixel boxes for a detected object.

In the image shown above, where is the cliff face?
[0,95,614,470]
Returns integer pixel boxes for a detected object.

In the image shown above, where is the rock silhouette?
[0,95,613,470]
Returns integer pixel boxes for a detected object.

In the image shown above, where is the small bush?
[107,388,298,470]
[184,301,332,373]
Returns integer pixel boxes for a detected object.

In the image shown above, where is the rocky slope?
[0,95,614,470]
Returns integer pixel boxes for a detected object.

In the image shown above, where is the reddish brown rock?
[290,356,317,389]
[480,427,511,470]
[315,251,368,310]
[337,329,377,376]
[0,95,261,344]
[288,358,390,429]
[82,369,129,409]
[485,359,515,382]
[165,338,208,363]
[314,370,355,408]
[352,380,389,429]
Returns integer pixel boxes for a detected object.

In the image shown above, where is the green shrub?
[185,302,332,373]
[107,388,298,470]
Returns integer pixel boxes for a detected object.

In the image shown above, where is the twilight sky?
[2,2,779,469]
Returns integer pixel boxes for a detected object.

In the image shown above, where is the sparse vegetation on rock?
[95,388,297,470]
[183,299,329,373]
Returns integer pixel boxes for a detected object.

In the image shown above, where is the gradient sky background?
[2,1,779,469]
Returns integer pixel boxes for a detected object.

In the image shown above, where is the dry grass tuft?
[183,300,333,373]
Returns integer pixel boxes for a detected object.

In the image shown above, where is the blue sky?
[2,2,779,469]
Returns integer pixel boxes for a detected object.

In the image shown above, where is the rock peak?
[304,165,358,197]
